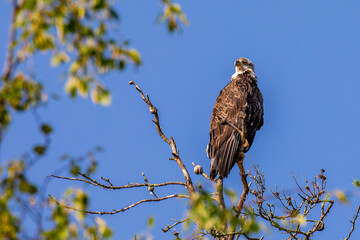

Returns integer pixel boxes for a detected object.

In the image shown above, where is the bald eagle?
[207,57,264,179]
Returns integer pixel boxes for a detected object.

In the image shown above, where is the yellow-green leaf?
[128,49,141,65]
[91,87,111,106]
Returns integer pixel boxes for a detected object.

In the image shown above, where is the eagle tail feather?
[218,133,240,179]
[210,156,218,179]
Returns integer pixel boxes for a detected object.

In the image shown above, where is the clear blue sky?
[1,0,360,239]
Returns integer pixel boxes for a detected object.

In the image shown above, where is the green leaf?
[41,124,53,135]
[23,0,37,10]
[91,87,111,106]
[109,8,119,19]
[353,179,360,188]
[103,227,112,238]
[33,145,46,155]
[86,161,97,175]
[118,60,126,70]
[65,76,79,98]
[170,3,182,13]
[51,52,70,66]
[77,79,89,97]
[69,62,80,74]
[19,179,38,194]
[147,216,155,228]
[128,49,141,65]
[70,164,80,175]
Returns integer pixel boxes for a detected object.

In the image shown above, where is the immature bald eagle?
[207,57,264,179]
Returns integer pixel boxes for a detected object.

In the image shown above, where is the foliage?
[159,0,189,32]
[0,144,105,239]
[45,189,112,240]
[0,0,187,239]
[189,190,259,238]
[353,179,360,188]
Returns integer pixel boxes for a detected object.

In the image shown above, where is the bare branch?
[129,81,195,196]
[49,193,189,215]
[49,174,186,189]
[2,0,18,80]
[100,176,113,186]
[304,200,334,238]
[216,179,226,210]
[234,162,249,217]
[192,162,215,182]
[162,218,191,232]
[142,172,159,199]
[343,205,360,240]
[291,172,310,197]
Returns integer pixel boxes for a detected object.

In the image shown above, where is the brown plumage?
[207,57,264,179]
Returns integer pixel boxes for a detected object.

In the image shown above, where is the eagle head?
[234,57,254,73]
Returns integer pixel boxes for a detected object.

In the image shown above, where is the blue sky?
[1,0,360,239]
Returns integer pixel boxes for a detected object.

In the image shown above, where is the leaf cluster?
[159,0,189,32]
[189,190,259,238]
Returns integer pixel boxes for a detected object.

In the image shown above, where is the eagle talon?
[243,139,249,149]
[237,152,245,163]
[237,156,245,164]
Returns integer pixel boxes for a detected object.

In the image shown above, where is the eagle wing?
[207,73,263,179]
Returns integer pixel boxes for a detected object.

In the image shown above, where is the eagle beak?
[235,61,242,67]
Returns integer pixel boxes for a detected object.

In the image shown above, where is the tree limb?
[216,179,226,210]
[3,0,18,80]
[162,218,191,232]
[49,193,189,215]
[49,174,186,190]
[129,81,195,196]
[343,205,360,240]
[235,162,249,217]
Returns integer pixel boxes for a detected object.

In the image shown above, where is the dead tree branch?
[344,205,360,240]
[2,0,18,80]
[192,162,215,182]
[49,193,189,215]
[162,218,191,232]
[49,173,186,190]
[235,162,249,217]
[249,167,334,240]
[129,81,195,196]
[216,179,226,210]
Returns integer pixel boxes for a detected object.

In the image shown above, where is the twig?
[142,172,159,199]
[222,162,250,240]
[243,233,264,240]
[344,205,360,240]
[100,177,113,186]
[291,172,310,197]
[162,218,190,232]
[49,194,189,215]
[304,200,333,238]
[129,81,195,196]
[3,0,18,80]
[49,174,186,189]
[192,162,215,182]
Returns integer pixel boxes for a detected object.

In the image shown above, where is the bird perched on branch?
[206,57,264,179]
